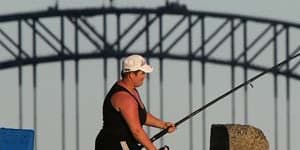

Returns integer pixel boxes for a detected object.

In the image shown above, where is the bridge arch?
[0,5,300,150]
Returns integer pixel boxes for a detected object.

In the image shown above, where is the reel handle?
[158,145,170,150]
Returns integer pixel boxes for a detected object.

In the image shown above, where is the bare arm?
[112,92,157,150]
[145,113,176,133]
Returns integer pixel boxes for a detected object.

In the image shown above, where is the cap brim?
[140,64,153,73]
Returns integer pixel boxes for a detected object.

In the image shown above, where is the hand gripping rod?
[149,53,300,143]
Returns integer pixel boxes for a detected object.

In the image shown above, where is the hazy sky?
[1,0,300,150]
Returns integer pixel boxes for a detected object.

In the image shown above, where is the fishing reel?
[137,144,169,150]
[158,145,170,150]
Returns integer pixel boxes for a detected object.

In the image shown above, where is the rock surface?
[210,124,269,150]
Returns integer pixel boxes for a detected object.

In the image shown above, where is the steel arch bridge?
[1,3,300,150]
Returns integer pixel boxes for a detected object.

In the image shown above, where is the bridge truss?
[1,4,300,150]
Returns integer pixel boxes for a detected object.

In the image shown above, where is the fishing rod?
[140,53,300,149]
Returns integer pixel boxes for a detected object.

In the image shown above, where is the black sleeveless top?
[101,82,147,141]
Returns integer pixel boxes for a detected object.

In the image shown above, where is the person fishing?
[95,54,176,150]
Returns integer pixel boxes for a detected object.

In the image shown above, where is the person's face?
[131,70,146,87]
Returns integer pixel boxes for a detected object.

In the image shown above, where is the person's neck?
[119,79,135,92]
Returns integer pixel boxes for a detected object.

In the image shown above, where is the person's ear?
[128,72,135,79]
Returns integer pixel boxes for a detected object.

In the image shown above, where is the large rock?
[210,124,269,150]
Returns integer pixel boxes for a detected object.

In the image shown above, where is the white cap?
[122,55,153,73]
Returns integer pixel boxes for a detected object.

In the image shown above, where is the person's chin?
[136,83,143,87]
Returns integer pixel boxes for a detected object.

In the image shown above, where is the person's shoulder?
[111,91,137,105]
[113,90,130,98]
